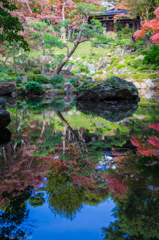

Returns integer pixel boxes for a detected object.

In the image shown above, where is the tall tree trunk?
[13,49,17,75]
[61,4,66,43]
[53,42,79,74]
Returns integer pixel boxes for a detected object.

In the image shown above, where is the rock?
[145,90,155,99]
[0,128,11,148]
[76,76,139,101]
[135,55,144,60]
[0,82,16,95]
[145,79,156,89]
[122,45,131,51]
[2,96,17,106]
[134,82,141,89]
[87,63,96,74]
[76,101,138,122]
[141,83,147,89]
[0,98,6,109]
[64,82,75,92]
[42,84,53,90]
[0,109,11,129]
[64,95,76,105]
[42,98,53,104]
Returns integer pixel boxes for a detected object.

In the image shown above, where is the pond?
[0,94,159,240]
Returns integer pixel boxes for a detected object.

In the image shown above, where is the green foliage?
[0,0,29,51]
[133,73,158,81]
[24,66,30,72]
[27,74,49,83]
[132,59,141,68]
[69,78,77,87]
[28,22,48,30]
[19,72,26,76]
[116,64,126,70]
[122,28,133,34]
[26,81,43,95]
[136,65,149,71]
[114,23,122,32]
[142,44,159,65]
[29,193,45,207]
[50,75,65,85]
[31,67,42,74]
[52,83,63,89]
[16,76,23,85]
[35,74,49,83]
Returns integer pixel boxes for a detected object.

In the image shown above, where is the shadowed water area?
[1,94,159,240]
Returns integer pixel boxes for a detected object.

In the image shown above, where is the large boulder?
[76,101,138,122]
[76,77,139,101]
[0,98,11,128]
[0,82,16,95]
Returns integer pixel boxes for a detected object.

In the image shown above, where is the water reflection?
[0,96,159,239]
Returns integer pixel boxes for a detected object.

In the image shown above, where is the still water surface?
[0,95,159,240]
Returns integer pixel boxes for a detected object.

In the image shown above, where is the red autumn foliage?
[134,7,159,44]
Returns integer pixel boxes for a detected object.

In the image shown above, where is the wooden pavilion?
[89,7,140,31]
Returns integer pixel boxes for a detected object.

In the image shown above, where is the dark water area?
[1,95,159,240]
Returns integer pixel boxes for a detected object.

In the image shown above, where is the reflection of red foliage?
[107,177,127,196]
[131,124,159,158]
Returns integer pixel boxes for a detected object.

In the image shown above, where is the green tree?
[53,2,105,74]
[0,0,29,51]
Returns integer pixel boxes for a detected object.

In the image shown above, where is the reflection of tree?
[102,188,159,240]
[0,187,36,240]
[29,193,45,208]
[102,124,159,240]
[46,172,84,220]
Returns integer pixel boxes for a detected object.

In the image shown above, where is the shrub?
[132,59,141,68]
[27,74,49,83]
[35,74,49,83]
[69,78,77,87]
[31,67,42,74]
[16,77,23,85]
[27,73,36,81]
[50,75,65,85]
[116,64,126,70]
[26,81,43,95]
[142,45,159,65]
[122,28,133,34]
[19,72,26,76]
[150,64,157,70]
[24,66,30,72]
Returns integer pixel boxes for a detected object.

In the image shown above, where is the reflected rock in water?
[0,128,11,148]
[76,101,138,122]
[2,96,17,106]
[0,98,11,128]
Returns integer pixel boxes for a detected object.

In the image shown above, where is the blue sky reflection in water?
[27,198,115,240]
